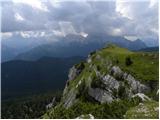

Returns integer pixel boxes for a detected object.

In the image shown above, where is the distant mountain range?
[11,34,147,61]
[138,46,159,52]
[141,38,159,47]
[1,56,85,100]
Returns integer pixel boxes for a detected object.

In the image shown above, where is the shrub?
[125,57,133,66]
[97,65,101,71]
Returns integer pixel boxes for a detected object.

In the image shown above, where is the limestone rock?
[88,88,113,103]
[101,74,120,90]
[63,89,77,108]
[132,93,151,101]
[68,66,81,81]
[46,97,56,109]
[110,66,123,78]
[76,114,94,119]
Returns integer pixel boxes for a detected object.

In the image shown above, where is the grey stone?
[101,74,119,90]
[132,93,151,101]
[110,66,123,78]
[88,88,113,103]
[46,97,56,109]
[68,66,82,81]
[76,114,94,119]
[63,89,77,108]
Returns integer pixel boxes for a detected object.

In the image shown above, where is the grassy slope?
[65,44,158,96]
[43,44,159,119]
[96,44,158,82]
[125,101,159,119]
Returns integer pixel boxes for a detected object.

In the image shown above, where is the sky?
[0,0,159,41]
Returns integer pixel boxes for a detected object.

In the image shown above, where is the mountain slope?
[2,56,85,100]
[138,46,159,52]
[14,35,147,61]
[43,44,158,119]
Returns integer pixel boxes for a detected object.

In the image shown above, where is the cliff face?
[43,44,159,119]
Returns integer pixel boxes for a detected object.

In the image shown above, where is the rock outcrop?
[132,93,151,102]
[62,64,151,108]
[43,44,158,119]
[68,66,81,81]
[76,114,94,119]
[46,97,56,109]
[87,66,150,103]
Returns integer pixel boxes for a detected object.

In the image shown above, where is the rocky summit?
[43,44,159,119]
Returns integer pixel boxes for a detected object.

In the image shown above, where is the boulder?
[110,66,123,78]
[101,74,120,90]
[88,88,113,103]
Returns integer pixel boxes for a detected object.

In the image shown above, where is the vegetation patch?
[125,101,159,119]
[43,99,139,119]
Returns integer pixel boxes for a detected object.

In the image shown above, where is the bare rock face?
[76,114,94,119]
[87,55,92,63]
[68,66,80,81]
[101,74,120,90]
[46,97,56,109]
[63,89,77,108]
[87,66,151,104]
[124,74,150,93]
[110,66,123,78]
[68,62,85,81]
[62,63,151,108]
[88,88,113,103]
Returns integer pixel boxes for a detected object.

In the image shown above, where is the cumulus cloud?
[1,0,158,40]
[13,0,49,12]
[1,32,13,39]
[14,13,25,21]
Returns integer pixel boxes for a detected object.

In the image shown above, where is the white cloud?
[49,0,61,8]
[115,0,158,38]
[52,30,64,37]
[14,13,25,21]
[124,36,138,41]
[20,31,43,38]
[59,21,77,36]
[116,1,134,20]
[80,32,88,38]
[111,28,122,36]
[1,0,158,40]
[1,32,13,39]
[149,0,158,8]
[13,0,49,12]
[20,31,31,38]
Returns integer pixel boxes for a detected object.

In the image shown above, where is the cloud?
[1,32,13,39]
[15,13,25,21]
[12,0,49,12]
[115,0,158,39]
[1,0,158,40]
[59,21,77,36]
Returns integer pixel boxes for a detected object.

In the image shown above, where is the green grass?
[61,44,158,111]
[43,44,159,119]
[93,45,159,82]
[42,99,140,119]
[125,100,159,119]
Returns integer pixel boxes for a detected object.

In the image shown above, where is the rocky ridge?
[43,44,159,119]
